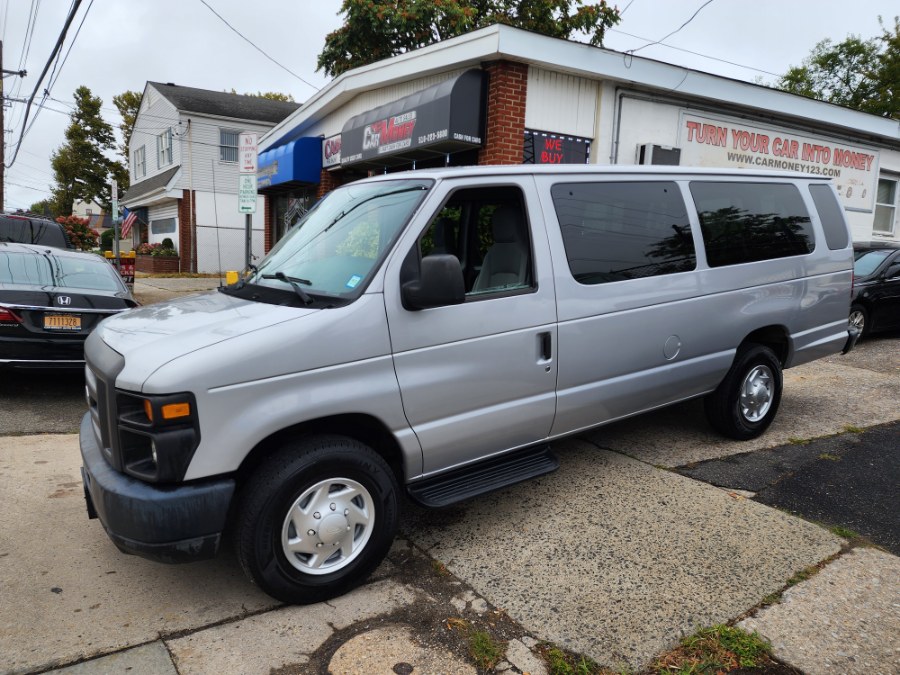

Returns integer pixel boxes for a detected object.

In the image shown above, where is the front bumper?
[79,413,235,563]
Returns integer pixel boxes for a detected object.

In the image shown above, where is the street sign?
[239,132,258,173]
[238,174,257,213]
[111,179,118,220]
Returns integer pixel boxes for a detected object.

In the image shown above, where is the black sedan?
[850,241,900,338]
[0,243,137,369]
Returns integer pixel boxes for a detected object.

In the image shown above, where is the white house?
[122,82,299,272]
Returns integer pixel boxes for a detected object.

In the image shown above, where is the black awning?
[341,69,485,169]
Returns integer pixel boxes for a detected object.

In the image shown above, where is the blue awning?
[257,137,322,189]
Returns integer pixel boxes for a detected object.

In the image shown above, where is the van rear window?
[551,181,695,285]
[690,182,814,267]
[809,184,850,250]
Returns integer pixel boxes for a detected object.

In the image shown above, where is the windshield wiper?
[261,272,314,305]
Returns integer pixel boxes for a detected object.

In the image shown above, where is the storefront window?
[874,177,898,234]
[272,190,316,243]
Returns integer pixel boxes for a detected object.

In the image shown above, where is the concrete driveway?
[1,280,897,673]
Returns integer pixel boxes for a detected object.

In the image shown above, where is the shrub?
[56,215,98,251]
[100,228,115,251]
[161,237,175,249]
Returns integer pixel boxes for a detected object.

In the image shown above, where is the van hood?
[96,290,315,381]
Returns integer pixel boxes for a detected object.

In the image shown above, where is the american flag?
[121,208,137,239]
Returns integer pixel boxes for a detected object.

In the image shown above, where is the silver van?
[79,166,857,603]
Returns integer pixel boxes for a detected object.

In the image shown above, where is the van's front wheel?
[705,344,783,440]
[235,436,399,604]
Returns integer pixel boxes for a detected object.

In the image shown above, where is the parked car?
[850,242,900,337]
[79,166,856,605]
[0,213,74,249]
[0,243,137,369]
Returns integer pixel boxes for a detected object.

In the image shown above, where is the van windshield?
[244,179,431,302]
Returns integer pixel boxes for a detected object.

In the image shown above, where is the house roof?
[122,165,181,203]
[148,82,300,124]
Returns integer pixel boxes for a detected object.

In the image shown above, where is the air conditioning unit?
[638,144,681,166]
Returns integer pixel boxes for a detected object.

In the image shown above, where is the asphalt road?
[678,421,900,555]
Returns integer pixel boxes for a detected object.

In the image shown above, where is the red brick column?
[264,195,272,253]
[177,190,196,273]
[478,61,528,166]
[317,169,343,199]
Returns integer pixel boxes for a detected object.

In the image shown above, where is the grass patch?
[431,559,450,576]
[468,629,505,670]
[829,524,862,540]
[537,643,621,674]
[786,436,811,445]
[842,424,864,433]
[818,453,840,461]
[786,564,819,586]
[651,625,771,674]
[444,617,506,671]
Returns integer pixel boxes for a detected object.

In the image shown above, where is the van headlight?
[115,392,201,483]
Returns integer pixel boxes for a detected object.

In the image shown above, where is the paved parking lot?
[0,279,897,674]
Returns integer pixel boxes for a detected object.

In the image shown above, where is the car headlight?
[115,391,201,483]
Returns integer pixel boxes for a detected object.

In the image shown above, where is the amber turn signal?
[161,402,191,420]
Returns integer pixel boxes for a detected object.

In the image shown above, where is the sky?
[1,0,897,212]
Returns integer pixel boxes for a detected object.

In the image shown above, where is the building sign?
[323,134,342,168]
[679,112,880,212]
[341,69,485,168]
[523,130,591,165]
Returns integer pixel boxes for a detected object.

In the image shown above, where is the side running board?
[407,444,559,508]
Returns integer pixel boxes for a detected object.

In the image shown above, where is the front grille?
[83,334,126,471]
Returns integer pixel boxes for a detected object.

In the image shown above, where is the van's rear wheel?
[705,344,783,440]
[235,436,399,604]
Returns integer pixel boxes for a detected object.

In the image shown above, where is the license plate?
[44,314,82,331]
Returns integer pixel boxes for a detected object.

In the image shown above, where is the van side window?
[690,182,814,267]
[550,181,695,285]
[809,184,850,250]
[418,186,533,296]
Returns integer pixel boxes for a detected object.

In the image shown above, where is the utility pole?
[1,41,29,212]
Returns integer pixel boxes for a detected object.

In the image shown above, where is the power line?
[608,27,782,78]
[5,0,83,169]
[628,0,718,54]
[198,0,319,93]
[45,0,93,92]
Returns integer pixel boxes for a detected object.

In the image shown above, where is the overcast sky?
[2,0,897,211]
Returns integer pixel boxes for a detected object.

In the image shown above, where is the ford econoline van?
[79,166,857,603]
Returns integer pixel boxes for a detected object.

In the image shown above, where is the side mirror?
[401,254,465,310]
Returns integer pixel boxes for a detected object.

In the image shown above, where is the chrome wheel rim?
[849,310,865,333]
[281,477,374,575]
[740,365,774,423]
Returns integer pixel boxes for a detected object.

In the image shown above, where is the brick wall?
[264,195,272,253]
[317,169,343,199]
[478,60,528,166]
[177,190,197,272]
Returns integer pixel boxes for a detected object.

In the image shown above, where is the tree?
[230,89,295,102]
[113,90,142,161]
[317,0,621,77]
[28,199,54,217]
[49,86,123,216]
[777,16,899,119]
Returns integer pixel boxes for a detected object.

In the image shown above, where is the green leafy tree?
[49,86,124,216]
[229,89,295,102]
[28,199,54,217]
[113,90,142,163]
[317,0,621,77]
[777,16,899,119]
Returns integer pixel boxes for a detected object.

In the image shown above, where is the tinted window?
[690,182,814,267]
[0,216,68,248]
[0,252,122,290]
[853,249,890,277]
[551,181,695,284]
[809,184,850,250]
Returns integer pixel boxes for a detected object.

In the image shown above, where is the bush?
[161,237,175,249]
[100,228,115,251]
[136,242,177,256]
[55,215,98,251]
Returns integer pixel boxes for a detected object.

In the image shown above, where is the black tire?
[235,435,399,604]
[704,344,783,440]
[849,303,868,338]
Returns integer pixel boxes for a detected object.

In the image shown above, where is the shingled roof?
[148,82,300,124]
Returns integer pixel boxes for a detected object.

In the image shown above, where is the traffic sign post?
[238,133,259,269]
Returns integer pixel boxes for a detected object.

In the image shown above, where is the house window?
[220,129,239,162]
[157,129,173,168]
[874,177,898,235]
[133,145,146,179]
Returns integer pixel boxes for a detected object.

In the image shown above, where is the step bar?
[407,444,559,508]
